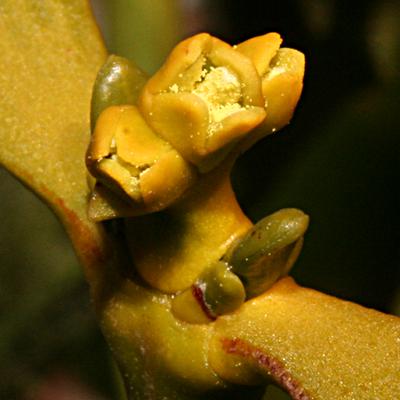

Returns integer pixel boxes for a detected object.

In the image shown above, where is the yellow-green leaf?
[0,0,108,286]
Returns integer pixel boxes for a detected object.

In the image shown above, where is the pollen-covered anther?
[193,66,242,124]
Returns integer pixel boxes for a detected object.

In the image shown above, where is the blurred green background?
[1,1,399,399]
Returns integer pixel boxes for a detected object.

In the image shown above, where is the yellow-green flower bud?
[86,105,196,219]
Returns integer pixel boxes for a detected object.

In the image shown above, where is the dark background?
[1,1,399,398]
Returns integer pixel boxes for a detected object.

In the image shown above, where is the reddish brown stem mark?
[192,285,216,321]
[221,338,310,400]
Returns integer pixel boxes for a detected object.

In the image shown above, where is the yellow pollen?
[194,66,242,123]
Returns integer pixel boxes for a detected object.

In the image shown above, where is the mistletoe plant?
[1,2,399,399]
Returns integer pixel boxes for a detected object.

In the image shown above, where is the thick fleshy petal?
[261,48,305,132]
[142,92,209,164]
[236,32,282,76]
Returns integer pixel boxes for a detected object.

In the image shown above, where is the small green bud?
[224,208,309,298]
[171,261,245,323]
[91,55,147,132]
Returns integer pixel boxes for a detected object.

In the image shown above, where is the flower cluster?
[86,33,305,220]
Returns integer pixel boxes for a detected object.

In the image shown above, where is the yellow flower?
[138,33,267,172]
[237,33,305,135]
[86,105,196,218]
